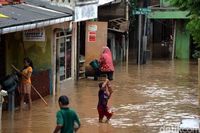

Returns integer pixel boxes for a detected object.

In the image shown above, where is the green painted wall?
[160,0,171,7]
[175,21,190,59]
[5,27,52,74]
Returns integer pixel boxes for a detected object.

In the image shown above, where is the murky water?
[1,60,199,133]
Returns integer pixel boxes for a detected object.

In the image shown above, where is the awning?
[25,0,73,14]
[0,3,73,34]
[148,10,189,19]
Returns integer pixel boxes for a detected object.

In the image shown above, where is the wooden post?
[126,0,129,65]
[172,21,176,60]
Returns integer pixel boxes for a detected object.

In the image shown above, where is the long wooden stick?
[11,64,48,106]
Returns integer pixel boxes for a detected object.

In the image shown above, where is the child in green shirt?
[54,95,81,133]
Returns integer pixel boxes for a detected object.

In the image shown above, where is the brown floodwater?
[1,60,199,133]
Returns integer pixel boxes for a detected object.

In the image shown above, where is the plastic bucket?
[90,60,100,70]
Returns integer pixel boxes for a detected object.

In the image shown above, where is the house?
[98,0,129,62]
[0,0,73,101]
[129,0,192,65]
[148,0,191,60]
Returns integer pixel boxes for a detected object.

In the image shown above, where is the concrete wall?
[85,21,108,67]
[4,27,53,100]
[5,22,71,74]
[4,21,72,95]
[5,27,52,75]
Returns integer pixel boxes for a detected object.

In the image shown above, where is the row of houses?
[0,0,194,100]
[0,0,130,101]
[132,0,193,64]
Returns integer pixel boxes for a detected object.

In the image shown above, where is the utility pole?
[172,21,176,60]
[138,14,142,65]
[76,22,80,81]
[137,0,149,65]
[126,0,129,65]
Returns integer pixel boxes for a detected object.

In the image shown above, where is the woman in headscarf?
[99,46,114,80]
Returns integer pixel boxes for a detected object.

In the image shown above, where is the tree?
[129,0,137,31]
[169,0,200,46]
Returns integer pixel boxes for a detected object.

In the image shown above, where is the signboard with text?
[88,24,97,42]
[88,31,96,42]
[23,29,45,42]
[74,4,98,22]
[133,8,151,15]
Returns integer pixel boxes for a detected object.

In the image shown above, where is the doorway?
[55,30,72,81]
[152,19,174,59]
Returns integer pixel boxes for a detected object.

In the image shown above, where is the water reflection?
[1,60,199,133]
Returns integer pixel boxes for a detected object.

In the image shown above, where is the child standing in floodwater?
[97,79,113,123]
[18,57,33,110]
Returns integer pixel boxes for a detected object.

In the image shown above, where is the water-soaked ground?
[1,60,199,133]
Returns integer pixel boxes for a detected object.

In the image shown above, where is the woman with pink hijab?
[98,46,114,80]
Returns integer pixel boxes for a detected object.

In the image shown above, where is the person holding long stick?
[18,57,33,111]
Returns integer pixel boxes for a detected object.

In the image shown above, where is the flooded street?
[1,60,199,133]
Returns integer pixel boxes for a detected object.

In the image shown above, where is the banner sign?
[23,28,45,42]
[88,24,97,42]
[88,31,96,42]
[74,4,97,22]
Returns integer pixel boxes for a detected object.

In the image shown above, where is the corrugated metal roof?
[25,0,73,14]
[0,3,72,28]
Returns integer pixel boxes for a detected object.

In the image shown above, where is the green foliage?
[187,17,200,45]
[192,50,200,59]
[169,0,200,15]
[129,0,137,30]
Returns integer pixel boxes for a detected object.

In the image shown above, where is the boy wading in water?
[97,79,113,123]
[54,95,81,133]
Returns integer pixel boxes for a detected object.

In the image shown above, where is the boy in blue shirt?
[97,79,113,123]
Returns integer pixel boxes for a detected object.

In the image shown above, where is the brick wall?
[31,70,50,101]
[14,70,51,107]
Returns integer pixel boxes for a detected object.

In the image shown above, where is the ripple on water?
[83,117,134,128]
[110,118,134,128]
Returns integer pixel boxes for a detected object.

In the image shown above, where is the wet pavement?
[1,60,200,133]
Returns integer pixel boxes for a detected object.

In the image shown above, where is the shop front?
[0,3,73,105]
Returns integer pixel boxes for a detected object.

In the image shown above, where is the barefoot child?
[97,79,113,123]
